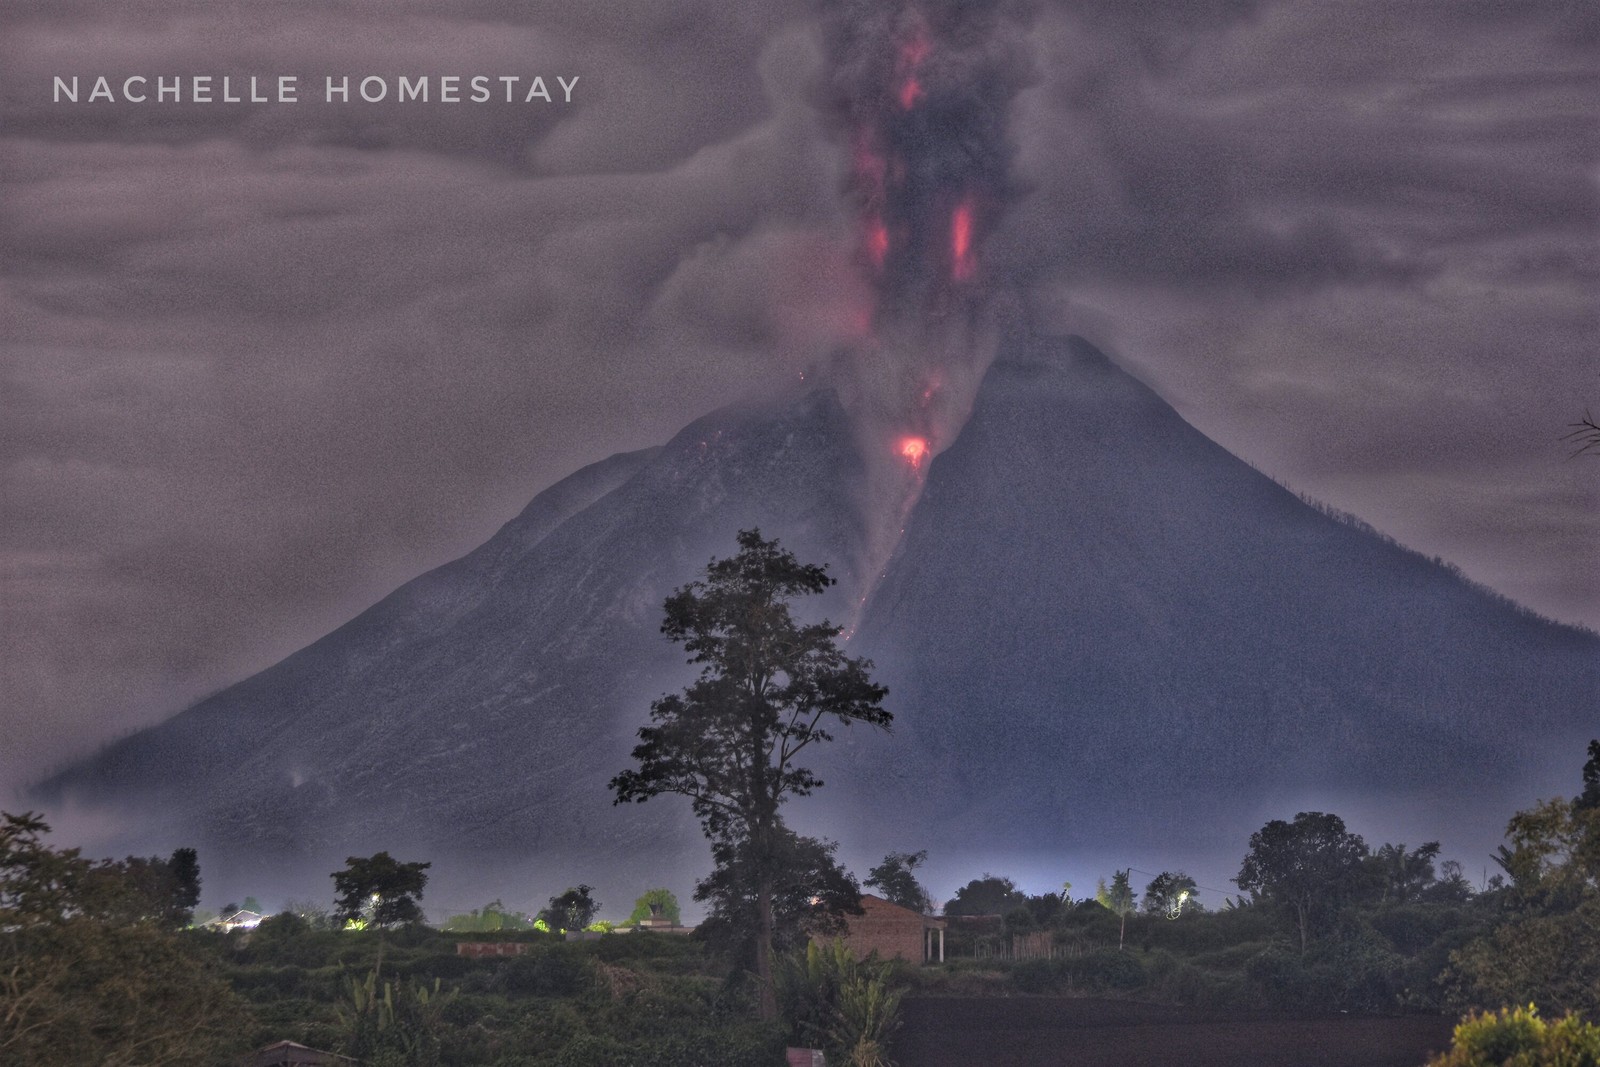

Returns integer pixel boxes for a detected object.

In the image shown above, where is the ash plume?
[812,0,1035,601]
[820,0,1034,325]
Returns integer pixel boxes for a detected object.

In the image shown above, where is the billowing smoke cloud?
[821,0,1033,323]
[812,0,1036,597]
[5,0,1592,811]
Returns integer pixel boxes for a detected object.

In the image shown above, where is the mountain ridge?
[820,333,1594,866]
[33,332,1597,905]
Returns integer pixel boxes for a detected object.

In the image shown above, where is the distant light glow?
[899,436,929,468]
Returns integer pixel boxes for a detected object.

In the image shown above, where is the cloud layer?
[2,0,1595,795]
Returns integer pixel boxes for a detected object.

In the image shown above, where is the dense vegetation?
[2,751,1596,1066]
[3,531,1591,1066]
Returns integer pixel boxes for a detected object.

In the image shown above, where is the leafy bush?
[1444,897,1600,1017]
[1077,948,1148,990]
[1426,1004,1600,1066]
[1368,904,1464,956]
[605,978,716,1043]
[552,1034,631,1066]
[778,939,853,1047]
[1136,900,1276,955]
[1306,922,1407,1013]
[228,963,314,998]
[592,931,703,969]
[1192,939,1275,971]
[825,963,904,1067]
[1009,949,1148,994]
[1160,960,1216,1006]
[1246,945,1313,1007]
[505,997,586,1058]
[493,945,595,998]
[336,969,457,1067]
[548,1025,784,1067]
[778,940,904,1065]
[1010,958,1066,994]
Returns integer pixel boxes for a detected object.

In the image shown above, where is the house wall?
[455,941,534,958]
[838,895,929,962]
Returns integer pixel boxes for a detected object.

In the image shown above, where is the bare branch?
[1561,411,1600,458]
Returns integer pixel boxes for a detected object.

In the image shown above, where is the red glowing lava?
[897,28,932,110]
[867,218,890,269]
[899,436,930,469]
[951,199,975,281]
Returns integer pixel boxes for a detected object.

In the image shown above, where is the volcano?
[34,333,1597,907]
[815,335,1596,875]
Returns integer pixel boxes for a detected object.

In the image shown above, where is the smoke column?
[814,0,1034,606]
[825,0,1028,325]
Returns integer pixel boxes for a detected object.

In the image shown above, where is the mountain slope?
[35,332,1597,904]
[38,386,872,899]
[820,334,1597,866]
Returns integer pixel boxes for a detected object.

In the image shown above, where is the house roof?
[857,893,947,929]
[207,909,265,929]
[241,1040,357,1067]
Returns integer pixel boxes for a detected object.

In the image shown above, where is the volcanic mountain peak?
[824,333,1595,869]
[32,332,1597,907]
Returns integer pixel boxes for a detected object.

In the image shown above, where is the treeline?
[2,739,1595,1066]
[892,744,1599,1024]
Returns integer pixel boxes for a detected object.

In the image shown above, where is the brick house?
[455,941,535,958]
[836,894,946,963]
[239,1041,356,1067]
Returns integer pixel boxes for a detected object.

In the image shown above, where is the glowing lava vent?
[899,436,930,469]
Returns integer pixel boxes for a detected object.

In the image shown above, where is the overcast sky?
[2,0,1596,800]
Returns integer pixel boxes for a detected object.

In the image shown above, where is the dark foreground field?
[896,997,1456,1067]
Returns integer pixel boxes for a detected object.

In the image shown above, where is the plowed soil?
[895,997,1456,1067]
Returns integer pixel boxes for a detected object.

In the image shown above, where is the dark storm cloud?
[1,0,1595,797]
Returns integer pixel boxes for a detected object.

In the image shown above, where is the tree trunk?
[755,875,777,1020]
[1296,903,1308,955]
[1118,912,1126,951]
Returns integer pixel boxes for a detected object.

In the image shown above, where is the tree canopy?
[694,826,861,964]
[944,874,1027,917]
[441,900,535,933]
[1366,842,1442,905]
[1236,811,1370,954]
[1578,738,1600,813]
[1142,871,1198,918]
[865,850,930,913]
[1096,870,1137,949]
[332,852,431,928]
[541,885,600,932]
[1445,743,1600,1016]
[628,888,682,925]
[0,812,242,1065]
[610,529,890,1018]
